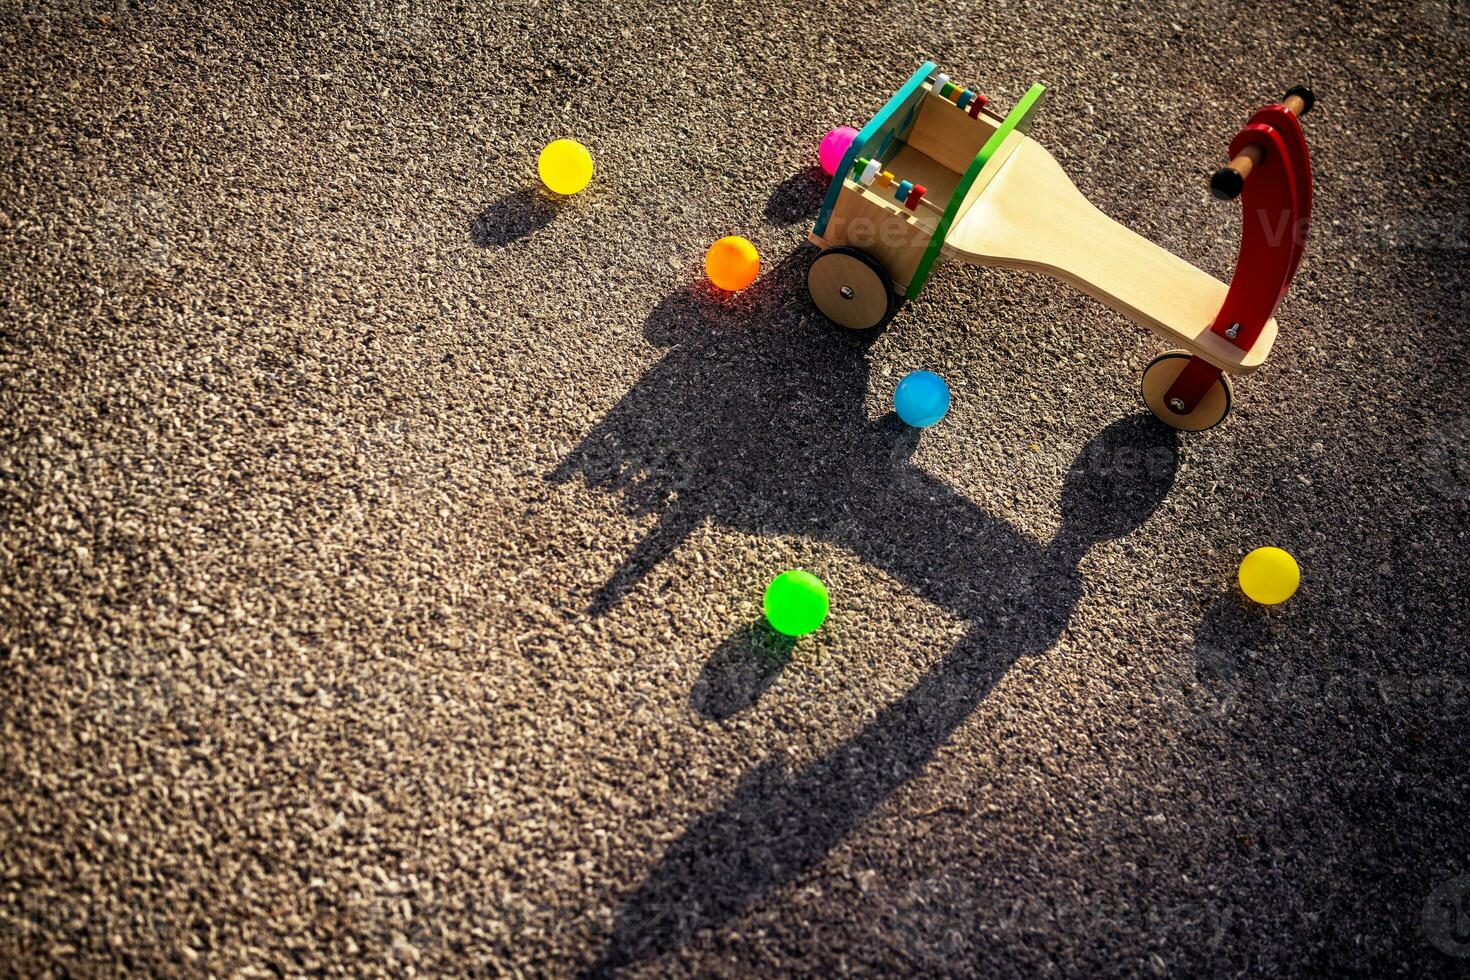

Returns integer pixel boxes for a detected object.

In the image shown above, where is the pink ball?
[819,126,859,176]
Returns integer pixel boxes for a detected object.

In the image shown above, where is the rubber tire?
[1141,351,1234,431]
[807,246,896,331]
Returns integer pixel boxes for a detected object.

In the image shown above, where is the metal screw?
[1225,322,1241,339]
[840,286,854,300]
[1168,397,1188,414]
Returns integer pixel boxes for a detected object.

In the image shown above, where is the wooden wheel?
[807,247,895,331]
[1141,351,1233,431]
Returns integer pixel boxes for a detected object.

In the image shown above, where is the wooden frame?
[944,135,1276,373]
[807,65,1307,381]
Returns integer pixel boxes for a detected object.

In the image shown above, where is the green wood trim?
[906,82,1048,298]
[813,61,936,239]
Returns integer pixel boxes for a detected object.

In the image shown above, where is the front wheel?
[1141,351,1233,431]
[807,246,896,331]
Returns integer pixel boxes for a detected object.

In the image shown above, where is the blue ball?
[893,370,951,428]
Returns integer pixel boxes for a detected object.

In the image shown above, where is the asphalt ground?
[2,0,1468,976]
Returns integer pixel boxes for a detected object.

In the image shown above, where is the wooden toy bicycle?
[806,62,1315,430]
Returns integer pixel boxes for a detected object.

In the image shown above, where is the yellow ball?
[1238,547,1300,605]
[705,236,760,291]
[537,139,593,195]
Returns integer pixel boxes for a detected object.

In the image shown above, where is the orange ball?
[704,236,760,291]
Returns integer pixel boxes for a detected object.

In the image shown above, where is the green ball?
[763,569,829,637]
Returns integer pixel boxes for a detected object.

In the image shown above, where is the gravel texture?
[2,0,1469,976]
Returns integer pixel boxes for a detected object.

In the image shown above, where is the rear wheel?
[1141,351,1233,431]
[807,246,896,331]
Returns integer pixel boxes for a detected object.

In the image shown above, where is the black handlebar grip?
[1210,166,1245,200]
[1284,85,1316,115]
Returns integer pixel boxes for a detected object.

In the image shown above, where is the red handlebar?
[1206,92,1315,353]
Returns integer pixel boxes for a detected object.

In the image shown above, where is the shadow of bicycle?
[550,246,1181,973]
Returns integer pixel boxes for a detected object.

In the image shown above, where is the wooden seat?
[943,135,1276,374]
